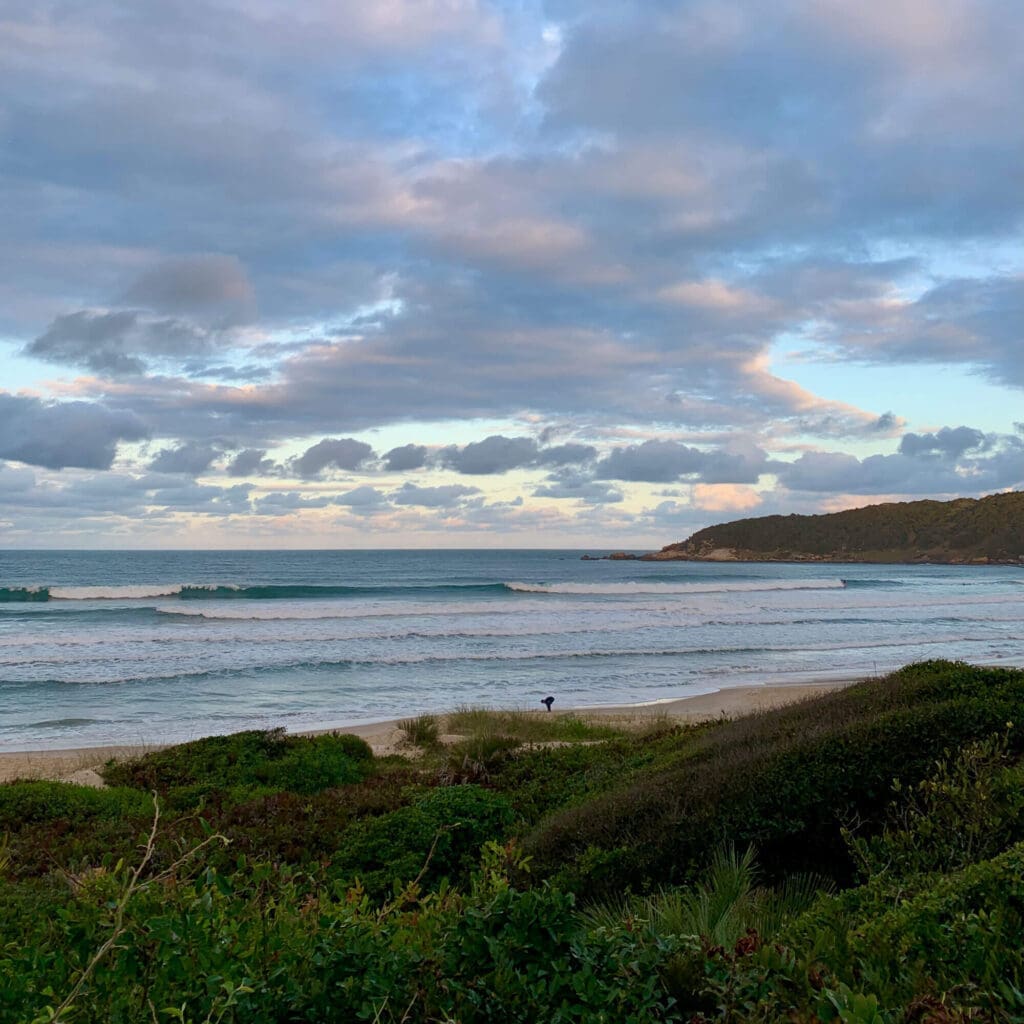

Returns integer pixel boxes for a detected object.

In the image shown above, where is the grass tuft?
[446,706,621,744]
[398,714,441,748]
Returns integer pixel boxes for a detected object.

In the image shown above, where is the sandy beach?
[0,678,853,785]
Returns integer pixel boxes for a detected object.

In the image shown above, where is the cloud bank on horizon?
[1,0,1023,547]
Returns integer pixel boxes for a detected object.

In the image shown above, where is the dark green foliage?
[701,844,1024,1022]
[848,727,1024,879]
[102,728,373,797]
[7,662,1024,1022]
[322,731,374,763]
[208,768,428,865]
[0,781,152,830]
[846,842,1024,996]
[486,725,692,825]
[329,784,515,896]
[658,489,1024,562]
[523,661,1024,892]
[0,857,680,1024]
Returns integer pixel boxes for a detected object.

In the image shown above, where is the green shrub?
[0,857,680,1024]
[486,726,692,825]
[848,727,1024,880]
[524,661,1024,894]
[330,785,515,897]
[766,842,1024,1016]
[102,728,373,796]
[206,770,428,865]
[0,781,152,830]
[323,731,374,763]
[261,735,368,794]
[856,842,1024,995]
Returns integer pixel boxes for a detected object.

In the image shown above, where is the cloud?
[899,426,987,459]
[291,437,376,477]
[777,451,924,493]
[390,482,480,507]
[438,435,540,474]
[147,480,252,514]
[26,310,213,375]
[334,484,388,507]
[589,438,777,485]
[534,468,623,504]
[148,441,221,474]
[537,442,599,465]
[775,432,1024,495]
[594,440,707,483]
[0,468,253,519]
[3,0,1024,545]
[383,443,428,471]
[806,275,1024,390]
[121,254,256,326]
[0,393,148,470]
[438,435,597,475]
[226,448,276,476]
[0,462,36,496]
[254,490,336,513]
[700,443,770,484]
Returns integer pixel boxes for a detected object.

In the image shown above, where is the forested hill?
[645,491,1024,563]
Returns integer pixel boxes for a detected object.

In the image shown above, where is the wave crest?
[503,579,846,595]
[0,582,510,602]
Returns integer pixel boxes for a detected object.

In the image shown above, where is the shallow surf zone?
[2,550,1023,751]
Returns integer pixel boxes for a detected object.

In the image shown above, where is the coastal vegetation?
[647,489,1024,563]
[3,661,1024,1020]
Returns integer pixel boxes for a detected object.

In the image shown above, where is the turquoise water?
[1,549,1022,750]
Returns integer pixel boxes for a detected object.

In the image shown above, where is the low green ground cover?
[2,660,1023,1021]
[445,705,624,744]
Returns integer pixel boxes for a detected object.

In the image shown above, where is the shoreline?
[0,677,855,785]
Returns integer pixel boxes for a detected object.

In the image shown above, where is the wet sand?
[0,678,855,785]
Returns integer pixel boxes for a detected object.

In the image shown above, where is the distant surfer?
[541,696,554,712]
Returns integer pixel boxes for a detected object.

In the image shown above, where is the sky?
[1,0,1023,549]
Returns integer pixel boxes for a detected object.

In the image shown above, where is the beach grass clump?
[582,843,831,948]
[446,705,621,744]
[398,713,441,748]
[102,728,373,798]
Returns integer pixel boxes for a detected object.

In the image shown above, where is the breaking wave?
[503,579,847,595]
[0,582,510,603]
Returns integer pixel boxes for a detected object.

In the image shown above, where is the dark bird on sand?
[541,696,554,712]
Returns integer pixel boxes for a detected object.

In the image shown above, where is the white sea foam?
[50,585,186,600]
[503,579,846,595]
[158,599,542,620]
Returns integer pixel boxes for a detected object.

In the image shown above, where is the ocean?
[1,549,1022,751]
